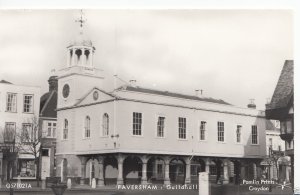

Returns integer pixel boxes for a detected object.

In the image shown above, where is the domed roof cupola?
[66,10,95,68]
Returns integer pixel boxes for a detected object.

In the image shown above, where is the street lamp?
[111,134,119,148]
[268,146,273,192]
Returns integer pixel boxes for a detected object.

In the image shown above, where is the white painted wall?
[56,88,266,158]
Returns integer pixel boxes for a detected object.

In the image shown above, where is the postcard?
[0,8,295,195]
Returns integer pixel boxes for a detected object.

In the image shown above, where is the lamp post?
[268,146,272,192]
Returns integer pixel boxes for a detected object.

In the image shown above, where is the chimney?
[129,79,137,87]
[247,99,256,109]
[195,89,203,97]
[48,76,58,91]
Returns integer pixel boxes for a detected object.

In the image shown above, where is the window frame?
[156,115,166,138]
[199,121,207,141]
[101,113,109,137]
[236,124,242,144]
[21,123,33,143]
[62,119,68,140]
[132,112,143,136]
[217,121,225,143]
[6,93,17,113]
[178,117,187,140]
[251,125,259,145]
[84,116,91,139]
[4,122,16,143]
[44,121,57,138]
[23,94,34,113]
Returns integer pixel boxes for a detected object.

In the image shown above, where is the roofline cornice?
[57,97,265,118]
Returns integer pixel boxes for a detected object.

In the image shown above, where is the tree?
[269,147,284,182]
[15,116,43,187]
[0,125,19,195]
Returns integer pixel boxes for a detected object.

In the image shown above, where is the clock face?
[62,84,70,98]
[93,91,99,100]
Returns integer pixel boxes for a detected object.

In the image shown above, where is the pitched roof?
[0,80,12,84]
[40,90,57,118]
[265,120,279,131]
[118,86,230,105]
[266,60,293,110]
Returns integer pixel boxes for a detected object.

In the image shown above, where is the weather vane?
[76,10,86,31]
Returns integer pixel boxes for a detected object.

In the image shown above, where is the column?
[164,158,170,185]
[141,156,148,185]
[223,161,229,184]
[97,156,104,187]
[66,49,70,67]
[90,50,94,67]
[205,158,210,173]
[81,48,85,66]
[185,158,191,184]
[153,161,157,179]
[285,166,290,182]
[270,165,273,179]
[253,163,257,179]
[79,156,88,185]
[117,154,124,185]
[240,162,245,179]
[72,48,76,66]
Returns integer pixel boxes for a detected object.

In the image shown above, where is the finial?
[76,10,86,34]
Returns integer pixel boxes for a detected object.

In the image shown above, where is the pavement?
[0,183,294,195]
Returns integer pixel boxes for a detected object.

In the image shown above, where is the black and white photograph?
[0,7,295,195]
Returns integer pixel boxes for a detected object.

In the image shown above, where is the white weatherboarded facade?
[55,25,266,186]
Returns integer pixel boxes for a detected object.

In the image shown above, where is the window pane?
[157,116,165,137]
[200,121,206,140]
[217,122,224,142]
[6,93,17,112]
[178,117,186,139]
[251,125,258,144]
[133,112,142,135]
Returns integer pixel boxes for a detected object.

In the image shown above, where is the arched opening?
[232,160,241,185]
[169,158,185,184]
[75,49,82,65]
[84,116,91,138]
[104,156,118,185]
[85,158,98,186]
[123,156,142,184]
[102,113,109,136]
[69,50,73,66]
[84,50,90,64]
[147,157,164,184]
[190,158,206,183]
[61,158,68,182]
[243,162,258,180]
[210,159,223,184]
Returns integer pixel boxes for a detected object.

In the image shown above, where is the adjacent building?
[265,60,294,186]
[55,23,267,186]
[0,80,40,180]
[39,76,58,181]
[261,120,291,182]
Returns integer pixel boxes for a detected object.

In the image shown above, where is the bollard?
[17,175,21,185]
[91,178,96,189]
[42,179,46,189]
[199,172,209,195]
[67,178,72,189]
[51,183,67,195]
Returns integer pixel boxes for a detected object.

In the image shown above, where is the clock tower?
[57,11,104,109]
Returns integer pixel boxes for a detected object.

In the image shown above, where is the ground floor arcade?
[56,153,265,186]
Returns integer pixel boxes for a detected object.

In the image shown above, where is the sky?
[0,9,293,110]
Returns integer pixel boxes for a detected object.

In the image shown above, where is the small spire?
[75,10,86,34]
